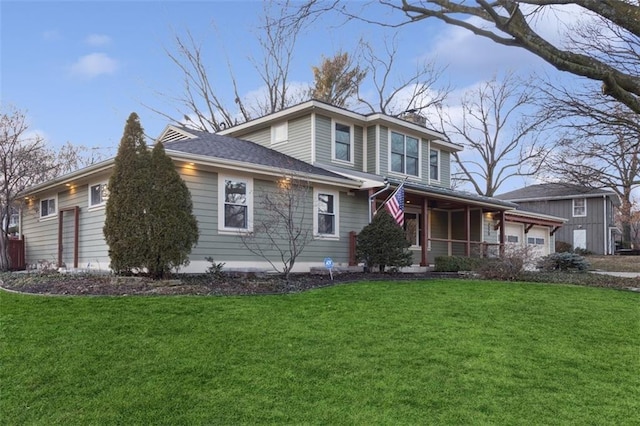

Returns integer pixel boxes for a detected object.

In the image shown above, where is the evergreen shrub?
[356,210,412,272]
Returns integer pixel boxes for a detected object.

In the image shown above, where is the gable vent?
[159,127,195,143]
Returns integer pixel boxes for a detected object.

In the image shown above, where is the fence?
[8,237,25,270]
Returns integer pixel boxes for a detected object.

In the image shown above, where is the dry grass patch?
[587,255,640,273]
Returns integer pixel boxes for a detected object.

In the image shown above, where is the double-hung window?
[573,198,586,217]
[40,197,56,219]
[89,183,108,208]
[219,175,253,232]
[333,122,352,163]
[391,132,419,176]
[314,188,338,238]
[271,122,288,145]
[429,149,439,181]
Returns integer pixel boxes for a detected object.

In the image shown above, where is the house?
[496,183,620,255]
[17,100,565,273]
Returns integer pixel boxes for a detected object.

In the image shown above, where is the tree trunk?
[0,233,10,272]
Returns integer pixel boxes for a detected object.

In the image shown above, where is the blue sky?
[2,1,562,170]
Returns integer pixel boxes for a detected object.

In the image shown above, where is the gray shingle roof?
[162,129,348,180]
[496,183,617,201]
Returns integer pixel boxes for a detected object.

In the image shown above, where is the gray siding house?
[497,183,620,255]
[17,100,565,273]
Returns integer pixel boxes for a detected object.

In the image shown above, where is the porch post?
[73,206,79,269]
[421,197,428,266]
[465,205,471,256]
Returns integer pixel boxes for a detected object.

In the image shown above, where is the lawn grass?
[1,280,638,425]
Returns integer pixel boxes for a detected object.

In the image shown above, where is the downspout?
[369,177,390,223]
[603,195,608,255]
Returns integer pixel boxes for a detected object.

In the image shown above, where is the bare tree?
[535,67,640,246]
[293,1,640,114]
[310,51,367,108]
[0,106,104,271]
[152,0,311,132]
[432,72,549,197]
[357,36,450,116]
[240,175,313,280]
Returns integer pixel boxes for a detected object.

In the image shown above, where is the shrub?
[434,256,485,272]
[205,257,226,281]
[537,252,590,272]
[476,245,536,281]
[555,241,573,253]
[356,210,412,272]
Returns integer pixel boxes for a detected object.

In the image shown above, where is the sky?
[1,1,577,190]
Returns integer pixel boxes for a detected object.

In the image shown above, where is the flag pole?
[375,177,409,215]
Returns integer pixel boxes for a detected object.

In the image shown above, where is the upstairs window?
[391,132,419,176]
[40,197,56,219]
[271,122,288,145]
[573,198,587,217]
[333,122,352,163]
[429,149,439,181]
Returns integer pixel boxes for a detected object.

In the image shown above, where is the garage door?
[526,226,549,257]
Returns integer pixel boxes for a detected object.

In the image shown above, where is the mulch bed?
[1,271,637,296]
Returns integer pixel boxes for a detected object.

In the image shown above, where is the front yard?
[1,280,638,424]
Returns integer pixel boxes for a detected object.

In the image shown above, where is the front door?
[573,229,587,251]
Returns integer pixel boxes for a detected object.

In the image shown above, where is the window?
[89,183,107,208]
[429,149,439,181]
[573,198,586,217]
[333,122,353,163]
[527,237,545,245]
[40,197,56,219]
[390,132,419,176]
[219,175,253,232]
[8,212,18,228]
[507,235,519,243]
[271,122,288,145]
[314,189,338,238]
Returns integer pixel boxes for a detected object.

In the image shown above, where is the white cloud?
[70,53,119,79]
[85,34,112,47]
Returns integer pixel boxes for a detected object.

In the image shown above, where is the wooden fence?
[8,237,25,271]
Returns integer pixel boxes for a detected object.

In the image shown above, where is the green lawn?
[1,280,638,425]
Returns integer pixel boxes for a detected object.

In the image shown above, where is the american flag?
[385,185,405,226]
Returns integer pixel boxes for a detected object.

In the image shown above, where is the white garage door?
[527,226,550,257]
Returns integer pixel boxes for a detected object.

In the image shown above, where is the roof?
[161,127,351,181]
[496,183,619,203]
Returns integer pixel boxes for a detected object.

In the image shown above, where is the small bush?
[573,247,593,256]
[537,252,590,272]
[205,257,226,281]
[434,256,485,272]
[476,245,536,281]
[555,241,573,253]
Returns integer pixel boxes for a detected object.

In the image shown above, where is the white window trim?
[331,120,354,165]
[218,174,254,234]
[388,130,421,178]
[39,195,58,220]
[313,187,339,240]
[429,148,440,183]
[572,198,587,217]
[271,122,288,145]
[88,182,108,210]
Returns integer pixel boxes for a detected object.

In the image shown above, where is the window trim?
[313,188,339,240]
[331,120,354,165]
[39,196,57,220]
[271,122,288,145]
[88,182,108,209]
[429,148,440,182]
[389,131,421,177]
[573,198,587,217]
[218,174,253,234]
[404,210,423,248]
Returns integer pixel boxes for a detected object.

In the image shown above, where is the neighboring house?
[497,183,620,255]
[18,100,565,273]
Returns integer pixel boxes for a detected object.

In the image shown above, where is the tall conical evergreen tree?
[356,210,412,272]
[103,113,151,274]
[146,141,199,278]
